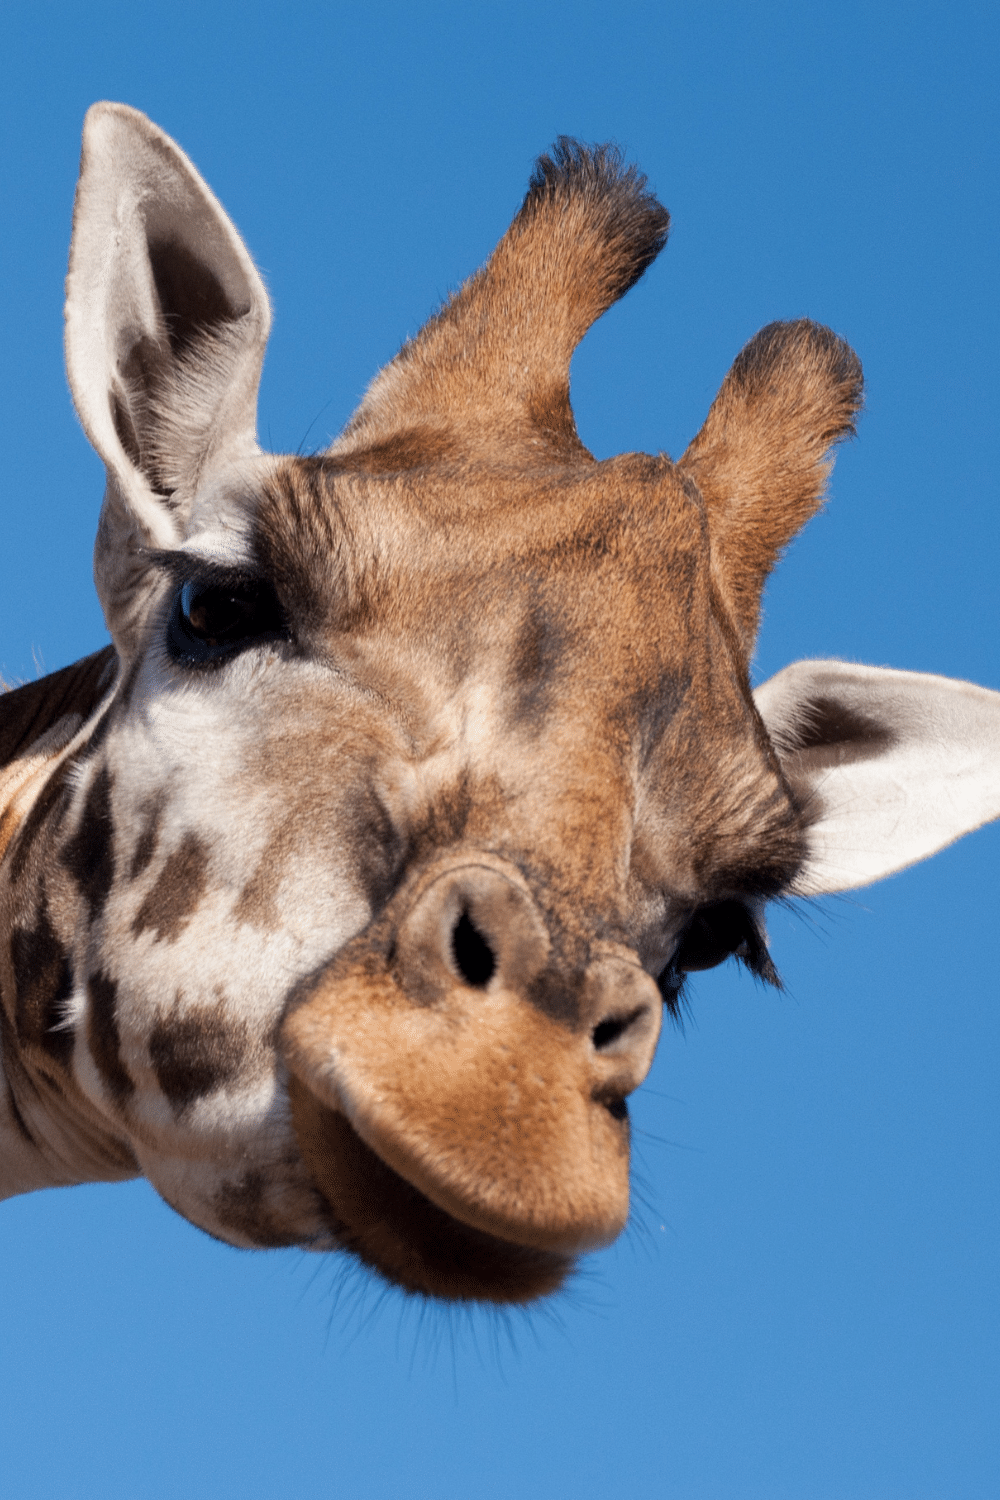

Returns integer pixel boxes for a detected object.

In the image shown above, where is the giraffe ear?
[754,660,1000,895]
[65,103,271,643]
[680,321,863,653]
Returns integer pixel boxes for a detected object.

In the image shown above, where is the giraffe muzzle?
[281,855,662,1256]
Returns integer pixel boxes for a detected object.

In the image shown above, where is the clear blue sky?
[1,2,998,1496]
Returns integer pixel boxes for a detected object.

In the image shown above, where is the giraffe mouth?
[279,857,661,1290]
[287,1076,571,1303]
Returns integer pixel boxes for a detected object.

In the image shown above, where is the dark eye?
[167,576,290,665]
[658,899,778,1013]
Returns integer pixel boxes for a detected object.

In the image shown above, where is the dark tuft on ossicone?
[517,137,670,302]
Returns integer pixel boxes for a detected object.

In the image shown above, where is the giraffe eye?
[167,576,290,665]
[671,900,757,973]
[658,900,779,1013]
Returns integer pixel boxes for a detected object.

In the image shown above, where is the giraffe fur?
[2,104,999,1303]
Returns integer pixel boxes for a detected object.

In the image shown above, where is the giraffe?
[2,102,999,1304]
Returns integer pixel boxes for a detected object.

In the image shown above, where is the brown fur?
[333,141,669,467]
[254,147,853,1286]
[269,434,809,1276]
[0,117,868,1301]
[681,320,863,650]
[131,834,211,944]
[0,650,116,769]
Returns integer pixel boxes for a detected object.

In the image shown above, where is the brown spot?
[0,1007,36,1144]
[148,996,255,1113]
[525,962,585,1029]
[342,785,405,913]
[4,1080,34,1143]
[86,971,133,1106]
[252,462,348,640]
[617,670,691,765]
[508,602,567,728]
[10,898,75,1066]
[7,759,73,884]
[214,1169,302,1249]
[233,859,281,933]
[129,796,165,881]
[404,773,474,859]
[132,832,209,943]
[62,764,115,922]
[0,647,115,768]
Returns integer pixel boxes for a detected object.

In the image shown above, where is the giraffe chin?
[287,1076,571,1304]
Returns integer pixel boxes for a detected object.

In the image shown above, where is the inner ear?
[112,335,160,473]
[755,658,1000,895]
[780,695,897,760]
[65,103,274,656]
[149,237,250,356]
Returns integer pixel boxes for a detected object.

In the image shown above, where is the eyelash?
[658,899,779,1016]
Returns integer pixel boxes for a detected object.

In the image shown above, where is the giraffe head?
[16,104,995,1302]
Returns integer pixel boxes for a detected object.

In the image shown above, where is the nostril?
[592,1016,627,1050]
[592,1082,630,1120]
[451,909,496,988]
[592,1006,645,1052]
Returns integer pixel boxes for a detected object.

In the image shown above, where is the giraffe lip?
[279,888,654,1259]
[287,1075,570,1303]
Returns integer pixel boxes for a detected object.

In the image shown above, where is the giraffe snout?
[280,854,662,1269]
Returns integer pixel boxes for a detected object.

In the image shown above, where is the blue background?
[1,3,998,1496]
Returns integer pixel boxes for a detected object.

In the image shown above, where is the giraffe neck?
[0,648,139,1198]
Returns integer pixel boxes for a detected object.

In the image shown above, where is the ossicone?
[331,137,670,467]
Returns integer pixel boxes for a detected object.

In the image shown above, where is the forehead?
[253,450,711,655]
[241,450,804,896]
